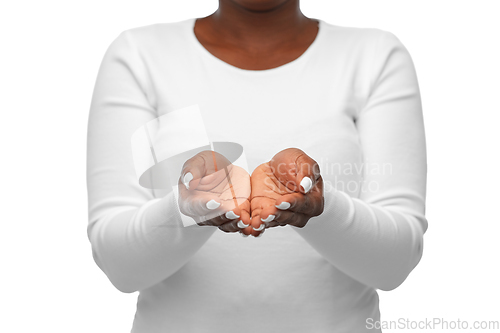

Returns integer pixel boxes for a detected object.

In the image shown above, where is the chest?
[153,67,365,198]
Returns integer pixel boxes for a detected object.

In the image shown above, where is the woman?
[86,0,428,332]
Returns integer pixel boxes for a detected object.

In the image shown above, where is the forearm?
[88,191,216,293]
[294,29,429,291]
[293,188,426,291]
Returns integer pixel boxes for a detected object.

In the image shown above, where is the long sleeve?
[294,31,427,291]
[86,30,216,293]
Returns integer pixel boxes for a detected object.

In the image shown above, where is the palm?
[191,165,251,221]
[250,162,295,227]
[178,151,251,226]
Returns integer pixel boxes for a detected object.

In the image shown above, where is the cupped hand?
[178,150,251,233]
[250,148,324,235]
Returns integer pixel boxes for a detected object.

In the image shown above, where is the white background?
[2,0,499,332]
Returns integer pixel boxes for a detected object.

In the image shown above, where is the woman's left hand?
[249,148,324,234]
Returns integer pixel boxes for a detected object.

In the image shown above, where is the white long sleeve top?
[86,17,427,333]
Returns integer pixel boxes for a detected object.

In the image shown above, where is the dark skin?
[194,0,320,70]
[179,148,324,237]
[180,0,324,236]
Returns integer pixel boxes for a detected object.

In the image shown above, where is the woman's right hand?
[178,150,252,235]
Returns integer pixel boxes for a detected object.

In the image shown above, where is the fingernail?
[206,199,221,210]
[237,220,249,228]
[240,232,249,238]
[275,202,291,210]
[256,230,265,238]
[300,177,312,193]
[261,215,275,223]
[253,224,265,231]
[183,172,193,189]
[225,211,240,220]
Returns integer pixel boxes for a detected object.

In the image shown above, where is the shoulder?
[116,18,193,51]
[319,20,403,55]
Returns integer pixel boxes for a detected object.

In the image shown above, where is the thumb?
[295,154,321,194]
[179,154,207,191]
[269,148,321,194]
[179,150,233,191]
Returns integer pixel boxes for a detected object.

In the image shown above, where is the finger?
[211,212,240,230]
[268,148,320,193]
[249,194,275,231]
[217,205,242,224]
[260,205,305,228]
[218,196,251,226]
[250,208,264,232]
[269,149,300,192]
[249,200,272,233]
[215,199,250,230]
[275,190,324,217]
[185,176,251,223]
[238,204,252,228]
[259,205,281,228]
[230,202,251,235]
[218,219,242,233]
[180,192,225,219]
[179,154,207,191]
[179,151,233,191]
[250,209,268,237]
[246,222,265,237]
[295,153,321,194]
[215,195,252,230]
[262,208,308,227]
[276,211,308,228]
[253,228,265,238]
[240,224,255,236]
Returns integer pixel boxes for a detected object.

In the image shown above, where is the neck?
[204,0,313,53]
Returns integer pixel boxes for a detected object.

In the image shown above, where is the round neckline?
[188,17,325,76]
